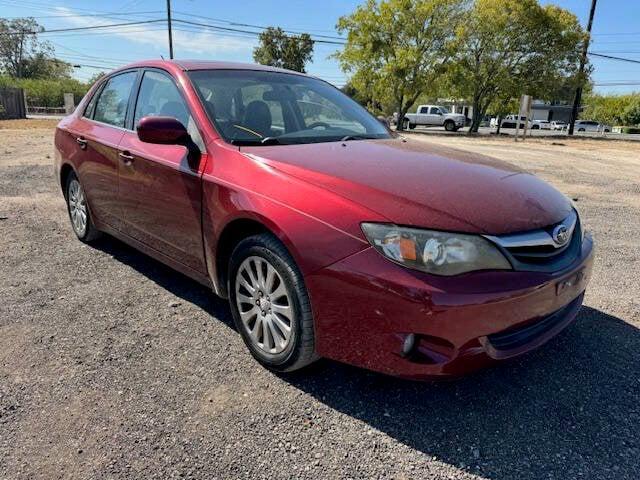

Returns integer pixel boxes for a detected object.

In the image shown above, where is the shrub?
[0,76,90,108]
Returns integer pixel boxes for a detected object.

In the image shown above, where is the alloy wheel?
[68,179,87,237]
[234,256,294,355]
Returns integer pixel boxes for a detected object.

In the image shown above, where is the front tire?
[228,233,317,372]
[65,172,100,242]
[444,120,456,132]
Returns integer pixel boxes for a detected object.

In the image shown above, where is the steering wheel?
[307,122,332,130]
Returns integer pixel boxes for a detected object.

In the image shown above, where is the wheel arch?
[59,162,76,198]
[213,214,299,299]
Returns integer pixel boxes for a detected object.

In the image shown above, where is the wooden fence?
[0,88,26,120]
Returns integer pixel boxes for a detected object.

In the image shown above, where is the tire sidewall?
[228,237,310,371]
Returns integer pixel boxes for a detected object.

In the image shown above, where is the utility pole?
[568,0,597,136]
[166,0,174,59]
[16,30,25,78]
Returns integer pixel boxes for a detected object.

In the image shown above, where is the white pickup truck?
[401,105,466,132]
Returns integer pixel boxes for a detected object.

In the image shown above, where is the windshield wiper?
[230,137,282,146]
[340,135,380,142]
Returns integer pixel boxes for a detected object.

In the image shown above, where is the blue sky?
[2,0,639,94]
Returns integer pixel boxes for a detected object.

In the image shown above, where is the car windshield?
[438,106,450,114]
[188,69,392,146]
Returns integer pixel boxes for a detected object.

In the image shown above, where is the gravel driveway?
[1,127,639,480]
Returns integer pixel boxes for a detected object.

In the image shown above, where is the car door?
[415,106,429,125]
[63,70,139,230]
[116,68,208,274]
[428,106,444,126]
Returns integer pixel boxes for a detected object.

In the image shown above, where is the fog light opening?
[402,333,416,357]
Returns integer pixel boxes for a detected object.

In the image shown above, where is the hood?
[242,138,572,235]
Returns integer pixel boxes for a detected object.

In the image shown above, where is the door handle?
[76,137,87,150]
[119,151,134,165]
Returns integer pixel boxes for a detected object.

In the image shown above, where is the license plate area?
[556,268,586,296]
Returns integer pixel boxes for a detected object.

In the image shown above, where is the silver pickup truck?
[402,105,466,131]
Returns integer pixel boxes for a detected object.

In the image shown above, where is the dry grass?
[0,118,60,130]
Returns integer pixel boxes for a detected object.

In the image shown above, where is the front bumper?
[306,234,594,380]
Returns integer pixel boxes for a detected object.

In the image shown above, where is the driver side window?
[133,70,204,150]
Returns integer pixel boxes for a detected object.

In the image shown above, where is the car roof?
[114,59,306,76]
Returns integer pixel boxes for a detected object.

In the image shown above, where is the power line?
[171,18,346,45]
[173,10,346,41]
[589,51,640,64]
[0,10,164,20]
[0,19,166,36]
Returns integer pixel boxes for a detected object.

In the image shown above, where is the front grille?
[484,210,582,272]
[487,293,583,351]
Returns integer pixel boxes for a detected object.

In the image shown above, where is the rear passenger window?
[133,70,204,150]
[93,72,137,128]
[83,86,101,119]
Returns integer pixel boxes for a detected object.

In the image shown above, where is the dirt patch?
[0,119,60,130]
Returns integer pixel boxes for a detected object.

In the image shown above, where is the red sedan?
[54,60,594,379]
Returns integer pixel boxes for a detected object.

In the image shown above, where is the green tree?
[253,27,314,73]
[335,0,465,131]
[448,0,586,132]
[582,92,640,126]
[621,95,640,126]
[0,17,58,78]
[22,54,73,79]
[87,71,106,85]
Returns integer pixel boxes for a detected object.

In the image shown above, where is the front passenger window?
[93,72,137,128]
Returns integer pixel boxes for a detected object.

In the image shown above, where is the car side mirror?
[137,116,190,145]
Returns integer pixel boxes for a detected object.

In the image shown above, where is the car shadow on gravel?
[90,236,234,328]
[284,307,640,479]
[88,237,638,479]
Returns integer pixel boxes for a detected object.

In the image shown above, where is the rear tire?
[65,172,101,243]
[228,233,317,372]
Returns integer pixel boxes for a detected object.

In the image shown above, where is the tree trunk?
[469,98,483,133]
[396,100,406,131]
[496,115,503,135]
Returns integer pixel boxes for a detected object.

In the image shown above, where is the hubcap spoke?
[68,179,87,236]
[235,255,294,355]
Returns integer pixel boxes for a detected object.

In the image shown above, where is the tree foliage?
[335,0,465,130]
[253,27,314,73]
[447,0,586,132]
[0,17,71,79]
[582,92,640,126]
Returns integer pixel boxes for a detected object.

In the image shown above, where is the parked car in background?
[531,120,552,130]
[551,120,567,131]
[54,60,594,380]
[500,114,531,129]
[402,105,466,131]
[575,120,611,133]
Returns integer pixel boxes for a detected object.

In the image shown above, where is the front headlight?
[361,223,512,276]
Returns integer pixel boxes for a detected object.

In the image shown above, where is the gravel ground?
[1,127,639,480]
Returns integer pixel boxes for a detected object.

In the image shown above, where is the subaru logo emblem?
[552,224,569,246]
